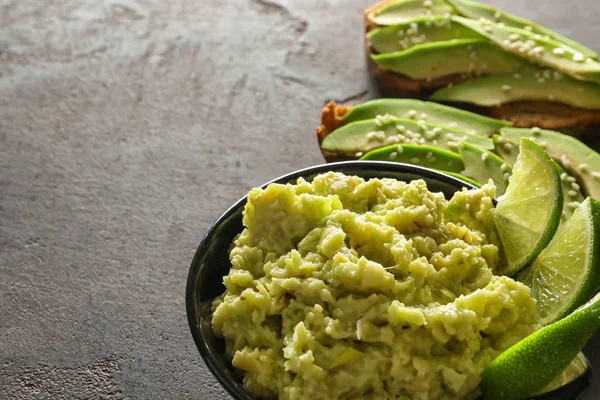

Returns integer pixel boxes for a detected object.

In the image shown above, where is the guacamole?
[212,172,538,400]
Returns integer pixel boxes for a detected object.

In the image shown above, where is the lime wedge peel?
[480,291,600,400]
[493,138,563,276]
[518,197,600,325]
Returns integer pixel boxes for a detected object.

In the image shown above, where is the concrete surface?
[1,0,599,398]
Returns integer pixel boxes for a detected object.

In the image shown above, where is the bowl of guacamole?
[186,161,591,400]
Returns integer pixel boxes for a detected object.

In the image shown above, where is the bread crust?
[316,101,354,162]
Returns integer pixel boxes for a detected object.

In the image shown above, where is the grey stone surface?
[0,0,598,398]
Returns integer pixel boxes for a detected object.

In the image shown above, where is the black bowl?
[186,161,592,400]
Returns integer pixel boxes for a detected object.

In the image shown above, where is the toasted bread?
[363,3,600,145]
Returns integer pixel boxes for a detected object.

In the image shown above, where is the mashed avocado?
[212,172,538,400]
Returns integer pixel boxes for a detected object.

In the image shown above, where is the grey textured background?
[1,0,599,398]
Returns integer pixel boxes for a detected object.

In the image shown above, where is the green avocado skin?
[431,68,600,110]
[371,39,528,80]
[446,0,597,59]
[500,127,600,200]
[480,288,600,400]
[360,144,465,172]
[342,99,510,137]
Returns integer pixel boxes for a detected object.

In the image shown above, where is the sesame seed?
[397,145,404,153]
[568,190,578,197]
[411,157,420,164]
[552,47,565,55]
[571,182,581,191]
[355,152,363,157]
[573,53,585,61]
[502,84,512,91]
[481,152,489,161]
[396,124,406,132]
[568,201,581,210]
[447,141,460,150]
[389,151,398,160]
[580,163,590,173]
[500,163,508,172]
[513,73,522,79]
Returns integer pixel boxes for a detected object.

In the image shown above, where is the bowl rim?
[185,161,591,400]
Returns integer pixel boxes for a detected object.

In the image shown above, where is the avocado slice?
[493,134,520,166]
[368,0,455,26]
[500,127,600,199]
[446,0,597,60]
[321,116,493,157]
[431,68,600,109]
[372,39,529,80]
[459,142,512,195]
[360,143,465,172]
[493,134,585,221]
[367,16,483,54]
[342,99,511,136]
[452,17,600,84]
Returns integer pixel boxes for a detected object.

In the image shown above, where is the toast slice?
[363,2,600,144]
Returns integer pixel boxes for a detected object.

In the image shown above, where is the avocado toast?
[316,98,600,203]
[363,0,600,143]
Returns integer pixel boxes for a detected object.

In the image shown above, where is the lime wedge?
[517,197,600,325]
[481,291,600,400]
[536,353,589,395]
[493,138,563,276]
